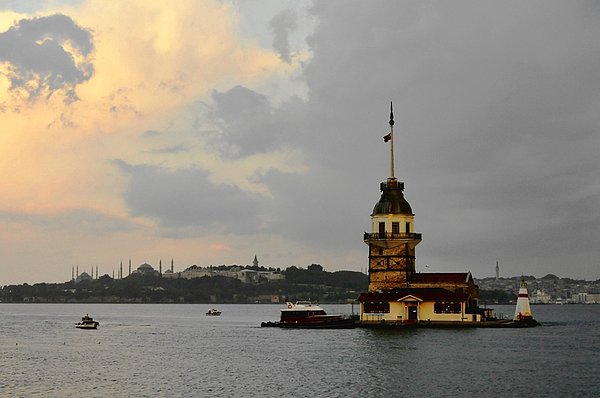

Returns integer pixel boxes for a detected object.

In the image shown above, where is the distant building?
[75,272,92,283]
[308,264,323,272]
[530,289,551,304]
[255,294,281,303]
[571,292,600,304]
[162,263,283,283]
[240,269,259,283]
[258,271,285,282]
[132,263,159,276]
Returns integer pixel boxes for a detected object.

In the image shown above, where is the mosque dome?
[75,272,93,283]
[137,263,155,273]
[372,179,413,216]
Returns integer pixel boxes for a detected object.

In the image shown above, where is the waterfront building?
[531,289,552,304]
[571,292,600,304]
[358,104,481,325]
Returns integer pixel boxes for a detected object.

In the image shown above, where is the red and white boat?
[261,301,357,329]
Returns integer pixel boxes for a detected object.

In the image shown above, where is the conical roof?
[372,178,413,215]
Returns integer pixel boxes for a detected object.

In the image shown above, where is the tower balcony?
[363,232,422,242]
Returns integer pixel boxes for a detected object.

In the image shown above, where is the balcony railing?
[364,232,422,241]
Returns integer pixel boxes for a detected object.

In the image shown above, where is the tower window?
[406,222,410,233]
[392,222,399,235]
[378,222,385,238]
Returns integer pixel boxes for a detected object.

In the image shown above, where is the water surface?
[1,304,598,397]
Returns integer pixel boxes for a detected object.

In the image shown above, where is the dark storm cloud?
[269,0,600,277]
[0,13,93,100]
[209,85,291,157]
[114,160,261,234]
[198,83,362,248]
[112,1,599,278]
[269,8,297,63]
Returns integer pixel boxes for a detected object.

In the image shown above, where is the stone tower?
[364,103,422,292]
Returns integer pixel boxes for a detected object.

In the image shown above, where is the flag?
[383,132,392,142]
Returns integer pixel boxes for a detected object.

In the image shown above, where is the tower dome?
[372,178,413,216]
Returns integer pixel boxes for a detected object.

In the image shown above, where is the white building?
[571,292,600,304]
[530,289,552,304]
[161,264,284,284]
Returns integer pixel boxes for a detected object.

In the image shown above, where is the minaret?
[159,259,162,275]
[364,103,422,292]
[128,258,131,276]
[96,265,98,279]
[72,266,74,281]
[171,258,174,272]
[514,278,534,320]
[120,261,123,279]
[253,255,259,268]
[495,261,499,280]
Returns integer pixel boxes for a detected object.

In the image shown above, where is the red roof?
[358,288,469,302]
[410,272,471,284]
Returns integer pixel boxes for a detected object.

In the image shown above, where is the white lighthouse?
[514,279,533,321]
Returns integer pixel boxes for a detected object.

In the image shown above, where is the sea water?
[1,303,599,397]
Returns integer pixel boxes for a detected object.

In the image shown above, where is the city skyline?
[1,1,599,284]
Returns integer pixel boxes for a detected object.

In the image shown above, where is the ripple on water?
[1,303,599,397]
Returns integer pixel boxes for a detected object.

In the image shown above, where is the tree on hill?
[479,289,513,304]
[541,274,560,280]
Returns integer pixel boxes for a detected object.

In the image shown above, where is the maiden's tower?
[358,104,482,326]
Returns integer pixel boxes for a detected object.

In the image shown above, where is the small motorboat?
[75,314,99,329]
[206,309,222,316]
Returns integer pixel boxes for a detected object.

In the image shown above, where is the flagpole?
[389,102,395,179]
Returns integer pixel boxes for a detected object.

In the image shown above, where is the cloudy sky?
[1,1,599,284]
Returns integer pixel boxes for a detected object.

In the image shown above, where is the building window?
[364,302,390,313]
[406,222,410,233]
[378,222,385,238]
[392,222,400,235]
[434,302,462,314]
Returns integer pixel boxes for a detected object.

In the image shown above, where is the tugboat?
[261,301,357,329]
[206,309,222,316]
[75,314,99,329]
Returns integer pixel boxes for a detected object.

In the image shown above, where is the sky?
[1,0,599,285]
